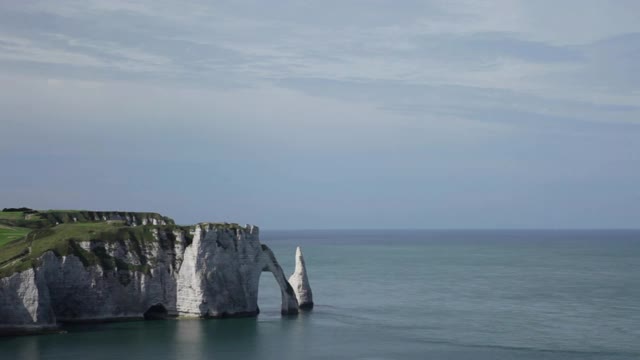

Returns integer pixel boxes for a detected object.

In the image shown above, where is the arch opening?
[143,304,168,320]
[257,271,283,317]
[259,245,299,315]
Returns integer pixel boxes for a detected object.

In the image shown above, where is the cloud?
[1,0,639,146]
[1,0,639,134]
[1,0,640,227]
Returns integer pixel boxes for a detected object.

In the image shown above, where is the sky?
[0,0,639,229]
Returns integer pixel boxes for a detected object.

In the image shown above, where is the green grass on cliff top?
[0,225,30,247]
[0,222,159,278]
[0,209,244,278]
[0,222,118,261]
[0,211,25,220]
[0,211,30,246]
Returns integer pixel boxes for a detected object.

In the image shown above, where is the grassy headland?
[0,209,181,278]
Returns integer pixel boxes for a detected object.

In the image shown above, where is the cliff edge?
[0,210,311,335]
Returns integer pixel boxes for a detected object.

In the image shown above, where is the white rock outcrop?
[288,246,314,309]
[0,268,55,334]
[0,224,306,335]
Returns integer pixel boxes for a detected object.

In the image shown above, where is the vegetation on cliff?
[0,210,175,278]
[0,225,30,248]
[0,209,251,279]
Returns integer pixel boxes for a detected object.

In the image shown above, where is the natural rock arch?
[260,245,299,315]
[0,223,313,334]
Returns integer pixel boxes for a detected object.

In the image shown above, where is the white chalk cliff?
[0,224,308,335]
[288,246,314,309]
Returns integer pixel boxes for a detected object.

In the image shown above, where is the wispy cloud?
[1,0,639,227]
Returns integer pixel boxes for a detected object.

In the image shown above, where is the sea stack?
[288,246,314,309]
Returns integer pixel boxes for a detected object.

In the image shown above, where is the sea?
[1,230,639,360]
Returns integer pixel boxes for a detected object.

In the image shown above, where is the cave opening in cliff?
[143,304,168,320]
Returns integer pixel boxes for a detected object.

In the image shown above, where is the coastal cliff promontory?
[0,209,311,335]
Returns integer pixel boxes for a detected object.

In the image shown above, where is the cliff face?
[37,211,174,226]
[0,223,301,335]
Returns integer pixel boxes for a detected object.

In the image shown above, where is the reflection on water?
[1,316,313,360]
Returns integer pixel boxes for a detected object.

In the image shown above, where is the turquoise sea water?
[1,230,639,359]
